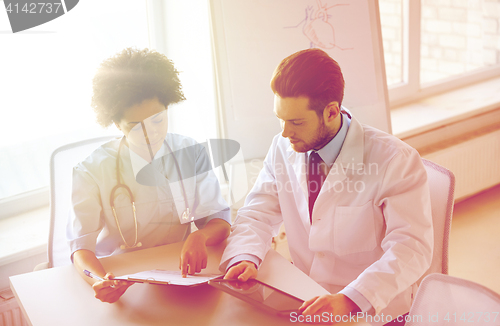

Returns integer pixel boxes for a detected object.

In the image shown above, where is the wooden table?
[10,241,370,325]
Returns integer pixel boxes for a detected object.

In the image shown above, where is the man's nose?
[281,122,293,138]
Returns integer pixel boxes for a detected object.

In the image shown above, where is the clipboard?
[114,270,223,287]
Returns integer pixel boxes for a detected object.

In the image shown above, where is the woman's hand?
[179,219,231,277]
[179,231,208,277]
[92,273,133,303]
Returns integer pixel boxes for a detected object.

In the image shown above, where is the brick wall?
[380,0,500,85]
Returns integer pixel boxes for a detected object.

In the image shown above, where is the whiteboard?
[210,0,390,160]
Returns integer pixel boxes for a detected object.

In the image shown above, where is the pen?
[83,270,116,287]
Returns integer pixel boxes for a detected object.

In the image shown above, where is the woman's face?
[115,97,168,160]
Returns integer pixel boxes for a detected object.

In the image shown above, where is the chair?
[406,273,500,326]
[419,159,456,283]
[228,158,264,219]
[35,135,119,270]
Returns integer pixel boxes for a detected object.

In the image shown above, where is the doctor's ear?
[323,101,340,122]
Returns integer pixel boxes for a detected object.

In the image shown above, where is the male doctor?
[221,49,433,325]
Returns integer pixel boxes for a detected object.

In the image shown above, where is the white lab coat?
[67,133,230,258]
[220,117,433,320]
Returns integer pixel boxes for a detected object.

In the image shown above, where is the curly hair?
[91,48,186,127]
[270,48,344,117]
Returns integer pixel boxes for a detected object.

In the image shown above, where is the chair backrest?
[407,273,500,326]
[419,159,455,282]
[48,136,119,268]
[228,158,264,220]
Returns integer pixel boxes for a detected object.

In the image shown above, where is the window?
[380,0,500,106]
[0,0,219,217]
[0,0,150,212]
[149,0,219,142]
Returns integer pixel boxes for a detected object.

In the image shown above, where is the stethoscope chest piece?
[120,242,142,250]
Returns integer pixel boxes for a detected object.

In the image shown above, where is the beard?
[290,121,335,153]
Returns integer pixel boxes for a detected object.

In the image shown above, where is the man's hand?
[180,231,208,277]
[224,260,258,281]
[92,273,133,303]
[300,293,360,319]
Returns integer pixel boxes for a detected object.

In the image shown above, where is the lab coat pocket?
[333,201,377,256]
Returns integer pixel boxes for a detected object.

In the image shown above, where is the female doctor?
[67,48,231,303]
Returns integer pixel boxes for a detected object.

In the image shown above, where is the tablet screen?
[209,279,304,314]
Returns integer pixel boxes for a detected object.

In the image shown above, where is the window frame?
[388,0,500,108]
[0,188,48,220]
[1,0,220,219]
[0,0,154,219]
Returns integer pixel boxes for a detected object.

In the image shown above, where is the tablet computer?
[208,279,304,316]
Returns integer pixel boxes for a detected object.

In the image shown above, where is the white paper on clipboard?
[115,270,223,286]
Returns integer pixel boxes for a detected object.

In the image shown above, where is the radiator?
[0,290,27,326]
[423,129,500,201]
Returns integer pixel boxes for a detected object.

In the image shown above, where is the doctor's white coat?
[220,117,433,320]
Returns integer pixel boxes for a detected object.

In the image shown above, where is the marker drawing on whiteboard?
[285,0,353,51]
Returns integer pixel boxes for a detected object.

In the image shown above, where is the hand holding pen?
[84,269,117,287]
[84,270,133,303]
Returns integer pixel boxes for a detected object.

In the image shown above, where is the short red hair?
[270,48,345,116]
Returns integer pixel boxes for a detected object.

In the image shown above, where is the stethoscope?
[110,126,191,249]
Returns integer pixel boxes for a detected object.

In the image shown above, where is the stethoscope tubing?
[111,135,190,249]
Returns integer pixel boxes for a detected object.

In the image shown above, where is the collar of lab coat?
[128,140,168,180]
[335,115,364,170]
[286,116,365,198]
